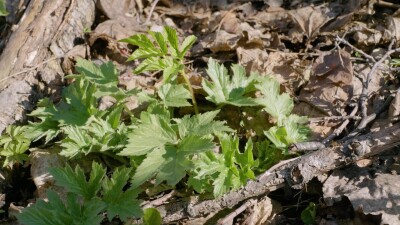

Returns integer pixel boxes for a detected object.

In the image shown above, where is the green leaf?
[119,114,177,156]
[202,58,258,106]
[102,167,142,221]
[131,147,166,188]
[158,83,191,107]
[283,114,310,144]
[49,162,106,200]
[191,135,256,197]
[178,135,215,153]
[149,31,168,54]
[75,59,119,86]
[179,35,197,58]
[143,208,162,225]
[155,146,191,185]
[17,191,105,225]
[264,126,287,149]
[162,60,183,83]
[129,48,163,60]
[0,125,31,168]
[253,140,287,173]
[120,34,155,50]
[0,0,7,16]
[301,202,316,225]
[255,77,294,123]
[174,110,233,138]
[163,26,180,57]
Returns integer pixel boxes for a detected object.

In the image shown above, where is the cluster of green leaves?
[189,135,256,197]
[0,125,30,167]
[0,26,312,224]
[202,58,258,106]
[17,162,158,225]
[24,59,135,158]
[202,58,309,149]
[255,77,309,149]
[120,26,196,83]
[119,108,232,188]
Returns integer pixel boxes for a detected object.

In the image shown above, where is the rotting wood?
[0,0,96,133]
[159,122,400,223]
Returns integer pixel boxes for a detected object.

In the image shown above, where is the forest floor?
[1,0,400,224]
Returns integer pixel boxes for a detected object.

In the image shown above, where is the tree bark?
[0,0,96,133]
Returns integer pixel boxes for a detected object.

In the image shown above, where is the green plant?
[0,26,311,223]
[120,26,199,113]
[202,58,258,106]
[189,134,256,197]
[17,162,142,224]
[0,125,30,168]
[301,202,317,225]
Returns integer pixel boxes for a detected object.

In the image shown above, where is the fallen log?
[159,122,400,223]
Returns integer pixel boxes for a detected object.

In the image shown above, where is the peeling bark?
[0,0,96,133]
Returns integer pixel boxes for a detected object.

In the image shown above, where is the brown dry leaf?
[352,24,383,46]
[387,16,400,43]
[96,0,137,19]
[94,19,146,41]
[206,30,240,52]
[299,50,353,116]
[261,52,309,94]
[221,11,240,34]
[288,5,334,39]
[243,197,282,225]
[249,9,290,32]
[323,167,400,225]
[237,47,269,74]
[204,22,264,53]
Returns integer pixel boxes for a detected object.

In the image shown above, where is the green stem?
[180,69,199,114]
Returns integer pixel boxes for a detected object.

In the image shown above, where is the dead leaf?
[94,19,146,41]
[243,197,282,225]
[323,167,400,225]
[206,30,240,52]
[299,50,353,115]
[221,11,240,34]
[236,47,269,74]
[96,0,137,20]
[289,5,334,39]
[387,16,400,43]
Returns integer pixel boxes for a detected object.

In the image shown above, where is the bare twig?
[144,0,160,25]
[142,190,176,208]
[322,105,358,145]
[360,40,399,118]
[336,36,376,63]
[289,142,326,152]
[308,115,362,123]
[217,199,257,225]
[344,90,397,141]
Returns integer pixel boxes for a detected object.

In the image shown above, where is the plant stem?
[180,70,199,114]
